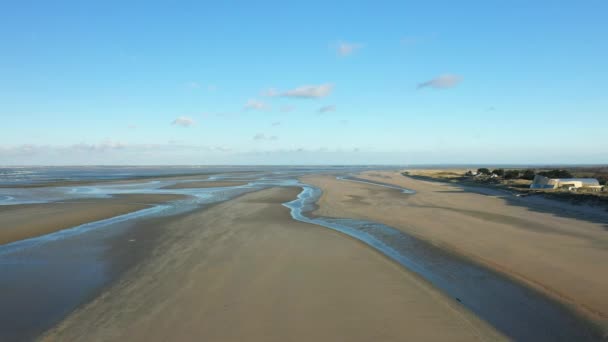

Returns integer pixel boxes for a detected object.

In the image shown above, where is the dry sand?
[161,180,249,189]
[0,194,186,245]
[303,171,608,330]
[43,187,503,341]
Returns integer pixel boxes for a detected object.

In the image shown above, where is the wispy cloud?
[0,142,235,162]
[280,105,294,112]
[261,88,279,97]
[262,84,333,99]
[172,116,196,127]
[244,99,270,111]
[186,82,217,91]
[318,104,336,113]
[282,84,334,98]
[271,121,281,127]
[253,133,278,141]
[72,139,128,151]
[334,41,363,57]
[400,33,437,47]
[417,74,462,89]
[400,37,420,46]
[186,81,201,89]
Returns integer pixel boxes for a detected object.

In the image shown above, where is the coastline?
[405,170,608,211]
[302,171,608,334]
[42,187,504,341]
[2,168,605,340]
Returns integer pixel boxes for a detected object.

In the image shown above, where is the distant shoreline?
[404,170,608,212]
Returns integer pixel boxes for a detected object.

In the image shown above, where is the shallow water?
[0,168,603,341]
[0,166,389,187]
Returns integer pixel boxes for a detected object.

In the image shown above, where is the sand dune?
[303,171,608,331]
[43,187,503,341]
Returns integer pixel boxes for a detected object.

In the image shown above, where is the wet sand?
[161,180,249,189]
[43,187,503,341]
[303,171,608,332]
[0,170,263,188]
[0,194,187,245]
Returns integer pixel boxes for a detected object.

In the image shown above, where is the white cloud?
[0,141,239,164]
[244,99,270,111]
[172,116,195,127]
[282,84,334,98]
[72,139,128,151]
[318,105,336,113]
[417,74,462,89]
[334,41,363,57]
[253,133,278,141]
[261,84,333,99]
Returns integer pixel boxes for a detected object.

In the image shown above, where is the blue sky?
[1,1,607,165]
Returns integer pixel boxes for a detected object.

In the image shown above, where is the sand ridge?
[43,187,504,341]
[0,194,187,245]
[302,171,608,331]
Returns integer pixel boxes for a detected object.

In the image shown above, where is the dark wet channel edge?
[285,184,603,341]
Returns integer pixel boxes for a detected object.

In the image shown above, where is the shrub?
[492,169,505,176]
[504,170,520,179]
[520,169,536,180]
[477,168,491,175]
[538,169,573,179]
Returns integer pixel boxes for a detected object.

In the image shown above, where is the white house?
[530,175,600,190]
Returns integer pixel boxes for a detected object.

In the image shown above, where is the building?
[530,175,600,190]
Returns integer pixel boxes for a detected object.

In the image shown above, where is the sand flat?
[43,187,503,341]
[161,180,248,189]
[303,171,608,330]
[0,194,187,245]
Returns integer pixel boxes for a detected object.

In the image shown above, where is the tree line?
[474,168,573,180]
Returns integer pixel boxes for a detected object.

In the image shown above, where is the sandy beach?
[43,187,503,341]
[0,194,186,245]
[303,171,608,331]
